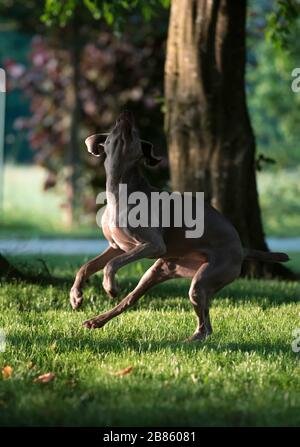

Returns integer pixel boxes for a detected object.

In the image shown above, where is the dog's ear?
[85,133,108,159]
[141,140,161,167]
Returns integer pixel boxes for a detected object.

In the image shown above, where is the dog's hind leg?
[187,252,241,342]
[70,246,123,309]
[83,258,181,329]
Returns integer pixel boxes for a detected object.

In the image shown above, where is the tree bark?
[164,0,291,278]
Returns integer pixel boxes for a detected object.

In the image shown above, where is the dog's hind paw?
[184,330,212,343]
[70,288,83,310]
[83,315,108,329]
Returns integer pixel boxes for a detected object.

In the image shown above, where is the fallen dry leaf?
[2,365,13,379]
[113,366,134,377]
[34,372,55,383]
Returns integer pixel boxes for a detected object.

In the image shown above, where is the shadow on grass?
[2,252,299,314]
[9,330,296,360]
[2,271,299,315]
[131,278,300,307]
[1,373,296,427]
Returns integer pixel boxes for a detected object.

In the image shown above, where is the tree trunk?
[164,0,291,278]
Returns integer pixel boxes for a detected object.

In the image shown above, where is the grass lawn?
[0,254,300,427]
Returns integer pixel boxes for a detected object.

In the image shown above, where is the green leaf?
[161,0,170,7]
[103,2,114,25]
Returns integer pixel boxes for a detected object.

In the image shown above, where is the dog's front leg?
[84,258,172,329]
[102,240,166,298]
[70,246,123,309]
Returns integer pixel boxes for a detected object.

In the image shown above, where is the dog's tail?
[243,248,289,263]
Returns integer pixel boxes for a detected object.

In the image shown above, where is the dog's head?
[85,110,161,167]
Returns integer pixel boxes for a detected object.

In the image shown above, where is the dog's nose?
[117,110,134,125]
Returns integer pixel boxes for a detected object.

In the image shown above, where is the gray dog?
[70,111,288,341]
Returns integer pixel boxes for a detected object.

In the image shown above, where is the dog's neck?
[105,161,150,202]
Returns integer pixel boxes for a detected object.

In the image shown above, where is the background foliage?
[247,0,300,167]
[1,0,300,235]
[6,19,168,214]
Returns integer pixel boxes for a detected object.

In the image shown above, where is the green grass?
[0,255,300,427]
[257,167,300,237]
[1,165,300,238]
[1,165,99,238]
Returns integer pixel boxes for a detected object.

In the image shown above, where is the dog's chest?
[110,227,139,251]
[102,210,139,251]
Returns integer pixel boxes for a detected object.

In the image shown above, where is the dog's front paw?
[70,288,83,310]
[102,268,119,299]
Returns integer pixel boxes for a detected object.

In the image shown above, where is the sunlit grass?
[1,165,99,238]
[0,255,299,426]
